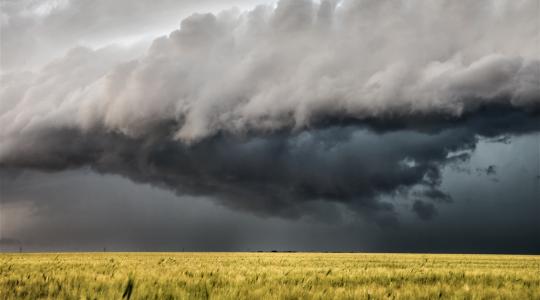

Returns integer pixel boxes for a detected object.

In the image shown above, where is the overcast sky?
[1,0,539,253]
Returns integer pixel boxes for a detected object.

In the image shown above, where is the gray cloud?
[0,0,539,228]
[412,200,437,221]
[1,110,538,225]
[0,238,21,245]
[2,132,539,253]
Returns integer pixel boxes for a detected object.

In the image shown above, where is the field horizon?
[2,250,540,255]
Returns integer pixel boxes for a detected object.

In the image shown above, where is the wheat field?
[0,252,539,299]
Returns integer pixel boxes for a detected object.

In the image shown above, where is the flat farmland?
[1,253,538,299]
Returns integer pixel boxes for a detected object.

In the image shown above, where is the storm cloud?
[1,0,539,232]
[2,0,539,141]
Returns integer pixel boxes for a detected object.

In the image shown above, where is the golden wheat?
[1,252,539,299]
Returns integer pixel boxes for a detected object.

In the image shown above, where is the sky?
[0,0,539,253]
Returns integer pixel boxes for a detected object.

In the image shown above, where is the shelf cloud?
[1,0,539,225]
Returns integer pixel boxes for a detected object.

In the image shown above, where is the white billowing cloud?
[0,0,539,150]
[0,0,272,70]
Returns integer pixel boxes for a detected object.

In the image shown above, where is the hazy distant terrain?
[1,253,539,299]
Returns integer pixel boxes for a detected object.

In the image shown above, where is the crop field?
[0,253,539,299]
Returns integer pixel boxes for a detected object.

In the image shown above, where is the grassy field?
[0,253,539,299]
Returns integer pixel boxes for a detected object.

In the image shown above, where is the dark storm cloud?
[413,189,452,203]
[477,165,497,176]
[412,200,437,221]
[2,134,539,253]
[1,109,539,224]
[1,0,539,226]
